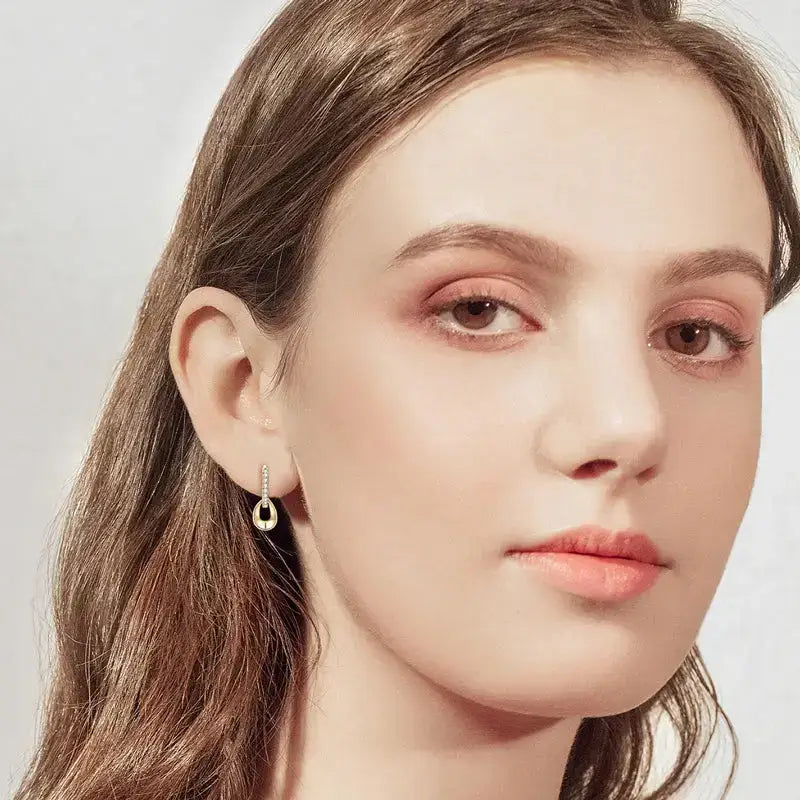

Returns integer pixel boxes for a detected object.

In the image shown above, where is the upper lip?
[506,524,670,567]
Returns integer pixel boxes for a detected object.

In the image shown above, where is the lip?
[505,524,670,602]
[505,524,670,567]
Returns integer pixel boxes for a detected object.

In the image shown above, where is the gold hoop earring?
[252,464,279,532]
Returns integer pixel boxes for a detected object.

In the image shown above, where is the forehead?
[320,58,771,290]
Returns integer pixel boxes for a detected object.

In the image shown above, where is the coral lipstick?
[506,525,670,602]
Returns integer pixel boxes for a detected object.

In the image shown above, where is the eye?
[651,316,755,375]
[428,282,533,341]
[437,296,526,336]
[427,285,755,375]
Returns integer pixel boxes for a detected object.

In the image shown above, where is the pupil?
[680,324,698,343]
[467,300,491,315]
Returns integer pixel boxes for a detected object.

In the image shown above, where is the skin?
[169,57,772,800]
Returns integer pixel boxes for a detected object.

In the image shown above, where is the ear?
[168,286,298,499]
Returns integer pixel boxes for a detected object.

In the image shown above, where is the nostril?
[575,460,616,479]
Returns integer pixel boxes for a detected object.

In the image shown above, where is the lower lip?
[508,551,664,602]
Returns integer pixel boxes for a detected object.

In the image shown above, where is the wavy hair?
[14,1,800,798]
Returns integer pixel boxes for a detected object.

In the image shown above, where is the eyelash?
[428,283,755,377]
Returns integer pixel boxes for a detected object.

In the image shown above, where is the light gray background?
[2,1,798,797]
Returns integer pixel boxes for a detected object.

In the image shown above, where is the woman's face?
[282,57,771,716]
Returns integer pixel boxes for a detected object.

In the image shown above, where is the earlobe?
[168,286,299,500]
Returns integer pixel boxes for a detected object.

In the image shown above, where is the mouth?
[504,524,670,602]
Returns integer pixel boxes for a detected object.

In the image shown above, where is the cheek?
[662,377,762,617]
[287,313,515,657]
[292,301,519,538]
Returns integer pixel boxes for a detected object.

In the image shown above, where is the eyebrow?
[385,222,771,305]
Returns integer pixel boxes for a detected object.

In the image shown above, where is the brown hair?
[14,1,800,798]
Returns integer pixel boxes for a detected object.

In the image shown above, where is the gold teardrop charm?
[252,496,279,532]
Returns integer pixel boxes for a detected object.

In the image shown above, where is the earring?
[252,464,279,532]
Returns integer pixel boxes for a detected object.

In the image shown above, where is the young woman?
[14,1,800,799]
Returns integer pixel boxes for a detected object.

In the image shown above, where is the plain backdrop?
[2,1,798,798]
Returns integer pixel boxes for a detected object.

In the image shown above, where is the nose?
[536,320,668,490]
